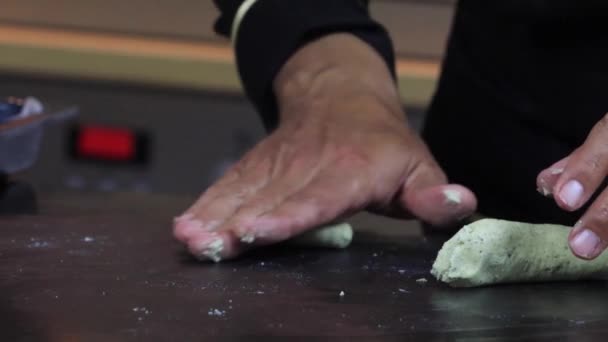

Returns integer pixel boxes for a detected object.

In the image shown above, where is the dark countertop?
[2,191,608,341]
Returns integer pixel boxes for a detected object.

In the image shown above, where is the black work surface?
[1,193,608,341]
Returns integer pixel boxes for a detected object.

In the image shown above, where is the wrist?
[273,33,404,125]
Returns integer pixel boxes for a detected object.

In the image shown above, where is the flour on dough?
[431,218,608,287]
[443,189,462,205]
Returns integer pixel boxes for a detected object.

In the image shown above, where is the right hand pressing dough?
[431,219,608,287]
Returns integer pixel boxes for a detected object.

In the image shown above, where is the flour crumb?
[537,178,552,197]
[201,238,224,262]
[240,233,255,244]
[416,278,428,284]
[538,186,552,196]
[27,241,50,248]
[83,236,95,242]
[208,308,226,317]
[443,189,462,205]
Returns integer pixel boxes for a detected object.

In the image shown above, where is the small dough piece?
[431,218,608,287]
[289,223,353,249]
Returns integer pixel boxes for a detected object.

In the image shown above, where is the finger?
[568,187,608,260]
[399,163,477,226]
[555,114,608,211]
[230,167,370,247]
[218,172,318,241]
[402,184,477,227]
[173,213,200,242]
[186,231,242,263]
[184,159,309,262]
[173,196,242,244]
[187,157,271,215]
[186,173,357,261]
[536,156,569,197]
[183,156,324,260]
[172,160,271,243]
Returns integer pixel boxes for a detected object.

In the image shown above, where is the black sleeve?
[213,0,396,131]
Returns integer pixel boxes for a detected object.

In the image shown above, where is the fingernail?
[559,180,583,208]
[570,229,602,259]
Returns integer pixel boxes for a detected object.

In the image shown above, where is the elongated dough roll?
[289,222,353,249]
[431,219,608,287]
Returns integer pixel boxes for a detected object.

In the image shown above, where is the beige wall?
[0,0,454,59]
[0,1,453,106]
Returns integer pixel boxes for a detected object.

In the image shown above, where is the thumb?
[399,163,477,227]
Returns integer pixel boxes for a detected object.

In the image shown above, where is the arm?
[172,1,477,261]
[213,0,395,130]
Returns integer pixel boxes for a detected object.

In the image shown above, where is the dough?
[289,223,353,249]
[431,218,608,287]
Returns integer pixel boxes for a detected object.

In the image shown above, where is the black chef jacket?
[214,0,608,225]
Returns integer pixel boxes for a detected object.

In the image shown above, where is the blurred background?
[0,0,455,197]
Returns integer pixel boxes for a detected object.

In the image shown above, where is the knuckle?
[222,167,242,182]
[219,162,246,183]
[235,196,274,216]
[418,161,448,183]
[333,147,371,168]
[584,153,602,171]
[286,155,314,172]
[242,156,272,177]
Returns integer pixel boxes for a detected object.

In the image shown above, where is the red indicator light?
[77,125,136,161]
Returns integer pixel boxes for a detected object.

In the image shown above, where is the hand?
[537,114,608,259]
[173,34,477,261]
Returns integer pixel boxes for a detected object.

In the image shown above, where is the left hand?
[537,114,608,260]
